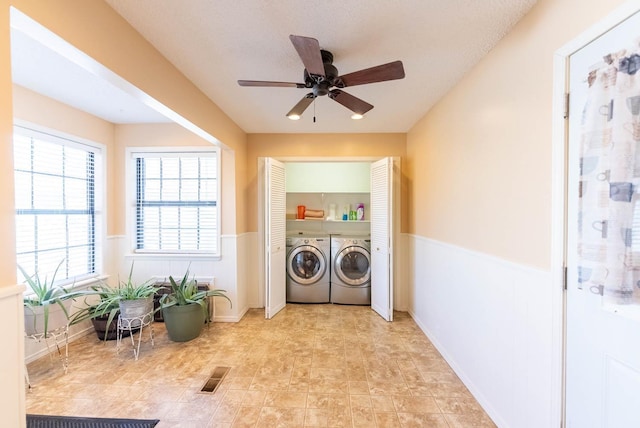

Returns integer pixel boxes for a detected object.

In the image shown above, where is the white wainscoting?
[395,233,409,311]
[24,304,95,363]
[242,232,261,309]
[406,234,561,428]
[117,234,245,322]
[235,232,256,318]
[1,284,27,428]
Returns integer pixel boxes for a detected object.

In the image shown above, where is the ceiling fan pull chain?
[313,98,316,123]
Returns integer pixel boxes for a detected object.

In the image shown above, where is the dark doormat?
[26,414,159,428]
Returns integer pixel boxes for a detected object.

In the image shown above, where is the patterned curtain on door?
[578,42,640,305]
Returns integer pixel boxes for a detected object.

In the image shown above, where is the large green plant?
[21,260,74,338]
[69,263,157,340]
[159,269,231,318]
[114,264,158,300]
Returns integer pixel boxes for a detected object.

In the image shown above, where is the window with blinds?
[13,126,102,285]
[133,150,219,254]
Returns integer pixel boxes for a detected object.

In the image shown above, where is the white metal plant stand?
[24,325,69,389]
[116,311,154,360]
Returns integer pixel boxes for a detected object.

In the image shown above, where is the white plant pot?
[24,300,72,337]
[119,297,154,328]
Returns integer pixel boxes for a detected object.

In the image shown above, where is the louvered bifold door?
[370,157,393,321]
[265,158,287,319]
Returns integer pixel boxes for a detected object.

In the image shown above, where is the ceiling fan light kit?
[238,35,405,121]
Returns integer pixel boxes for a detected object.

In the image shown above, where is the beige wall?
[234,138,248,234]
[5,0,248,237]
[246,133,407,232]
[12,88,237,240]
[12,85,115,145]
[113,123,237,236]
[406,0,629,269]
[0,0,252,284]
[0,1,15,286]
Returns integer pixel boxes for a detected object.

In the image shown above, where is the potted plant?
[21,260,75,338]
[113,264,158,327]
[68,288,136,341]
[160,269,231,342]
[70,264,158,335]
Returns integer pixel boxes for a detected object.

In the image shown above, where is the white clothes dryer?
[286,234,331,303]
[330,235,371,305]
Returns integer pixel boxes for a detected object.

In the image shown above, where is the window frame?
[13,122,105,287]
[126,146,221,258]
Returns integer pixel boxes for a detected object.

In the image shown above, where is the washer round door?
[287,245,327,285]
[335,246,371,286]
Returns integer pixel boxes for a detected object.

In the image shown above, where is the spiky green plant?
[159,268,231,320]
[20,260,72,338]
[68,263,158,340]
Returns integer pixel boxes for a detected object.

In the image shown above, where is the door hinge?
[564,92,570,119]
[563,265,568,290]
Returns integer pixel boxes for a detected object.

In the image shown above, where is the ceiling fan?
[238,35,405,120]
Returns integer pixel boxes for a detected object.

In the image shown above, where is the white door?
[263,158,287,319]
[370,157,394,321]
[565,8,640,427]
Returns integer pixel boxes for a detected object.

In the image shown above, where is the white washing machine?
[330,235,371,305]
[286,234,331,303]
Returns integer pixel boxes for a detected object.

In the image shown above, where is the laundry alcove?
[257,157,400,321]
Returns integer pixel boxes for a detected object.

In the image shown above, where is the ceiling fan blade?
[238,80,305,88]
[339,60,405,87]
[328,90,374,115]
[289,35,325,77]
[286,93,315,118]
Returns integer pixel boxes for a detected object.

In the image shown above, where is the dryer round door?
[287,245,327,285]
[335,246,371,286]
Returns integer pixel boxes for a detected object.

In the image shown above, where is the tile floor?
[25,304,496,427]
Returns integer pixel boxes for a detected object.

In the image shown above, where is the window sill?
[22,274,108,299]
[70,275,109,290]
[125,253,222,262]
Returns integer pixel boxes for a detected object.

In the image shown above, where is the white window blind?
[134,150,219,254]
[14,126,102,284]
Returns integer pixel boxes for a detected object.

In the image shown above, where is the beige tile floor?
[25,304,496,427]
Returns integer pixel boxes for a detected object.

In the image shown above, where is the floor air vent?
[199,366,230,394]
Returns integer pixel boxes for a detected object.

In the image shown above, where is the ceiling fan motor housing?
[320,49,333,64]
[303,49,339,95]
[238,35,405,118]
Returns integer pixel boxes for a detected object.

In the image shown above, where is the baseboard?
[213,304,249,322]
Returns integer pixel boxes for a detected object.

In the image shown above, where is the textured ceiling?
[13,1,538,133]
[104,0,537,133]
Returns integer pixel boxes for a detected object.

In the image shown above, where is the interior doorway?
[554,3,640,426]
[257,157,400,321]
